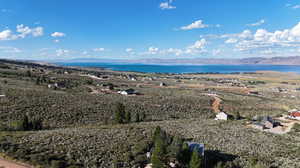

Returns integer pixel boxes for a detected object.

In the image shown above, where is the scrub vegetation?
[0,59,300,168]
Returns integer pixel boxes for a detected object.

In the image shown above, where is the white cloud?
[223,22,300,52]
[56,49,70,56]
[292,5,300,9]
[16,24,43,38]
[53,39,60,43]
[260,48,275,55]
[212,49,221,56]
[0,30,15,40]
[93,48,105,52]
[0,46,22,53]
[225,38,238,44]
[181,20,208,30]
[185,38,207,54]
[148,47,159,54]
[51,32,66,37]
[246,19,265,27]
[139,38,208,56]
[188,39,207,49]
[32,27,43,37]
[160,48,183,56]
[159,0,176,10]
[126,48,133,52]
[0,25,43,41]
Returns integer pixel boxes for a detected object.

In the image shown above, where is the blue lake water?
[59,62,300,74]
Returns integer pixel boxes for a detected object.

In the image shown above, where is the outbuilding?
[215,112,228,121]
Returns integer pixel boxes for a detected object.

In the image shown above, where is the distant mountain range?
[55,56,300,65]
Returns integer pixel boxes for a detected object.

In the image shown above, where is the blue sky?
[0,0,300,60]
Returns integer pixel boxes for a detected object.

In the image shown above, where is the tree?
[36,76,41,85]
[140,112,146,121]
[151,126,168,168]
[189,149,203,168]
[114,103,125,124]
[26,70,32,77]
[179,142,191,165]
[151,135,166,168]
[22,115,30,131]
[125,111,131,123]
[166,136,183,160]
[135,113,140,122]
[234,111,241,120]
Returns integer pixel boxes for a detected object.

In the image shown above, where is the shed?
[160,82,167,87]
[215,112,228,121]
[118,89,136,95]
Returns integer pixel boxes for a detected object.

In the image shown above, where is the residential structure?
[118,89,136,95]
[288,111,300,120]
[215,112,228,121]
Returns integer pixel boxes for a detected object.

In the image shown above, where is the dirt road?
[0,158,32,168]
[211,96,222,113]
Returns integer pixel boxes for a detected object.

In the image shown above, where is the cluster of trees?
[35,75,48,85]
[0,115,43,131]
[114,103,146,124]
[151,126,204,168]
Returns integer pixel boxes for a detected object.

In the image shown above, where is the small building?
[187,142,205,156]
[288,111,300,120]
[0,95,5,98]
[118,89,136,95]
[253,116,280,129]
[160,82,167,87]
[215,112,228,121]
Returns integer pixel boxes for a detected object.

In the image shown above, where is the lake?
[59,62,300,74]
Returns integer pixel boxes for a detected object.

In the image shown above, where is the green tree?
[234,111,241,120]
[166,136,183,160]
[214,162,225,168]
[26,70,32,77]
[151,135,166,168]
[36,76,41,85]
[114,103,125,124]
[179,142,191,165]
[22,115,30,131]
[125,111,131,123]
[151,126,169,168]
[135,113,140,122]
[189,149,203,168]
[141,112,146,121]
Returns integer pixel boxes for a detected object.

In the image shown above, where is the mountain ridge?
[53,56,300,65]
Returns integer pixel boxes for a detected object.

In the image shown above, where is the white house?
[118,89,136,95]
[0,95,5,98]
[215,112,228,121]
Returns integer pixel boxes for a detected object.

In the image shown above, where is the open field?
[0,59,300,168]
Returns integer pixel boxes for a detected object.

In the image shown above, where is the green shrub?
[51,160,66,168]
[114,103,125,124]
[189,149,203,168]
